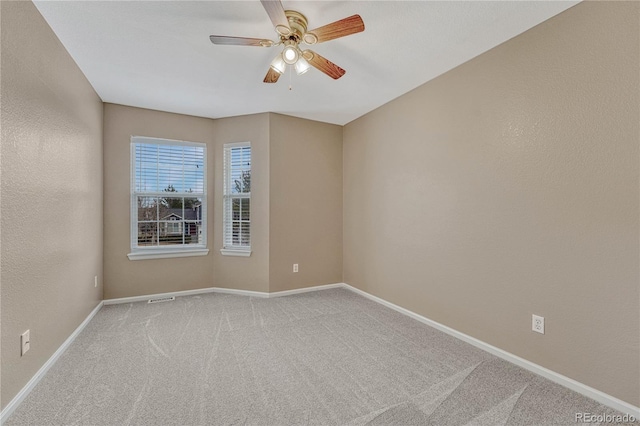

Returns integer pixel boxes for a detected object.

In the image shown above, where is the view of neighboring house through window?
[223,142,251,254]
[131,137,206,254]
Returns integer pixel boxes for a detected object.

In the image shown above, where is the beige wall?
[103,104,216,299]
[0,1,104,409]
[269,114,343,292]
[5,0,635,412]
[103,109,272,297]
[212,113,270,293]
[103,109,341,297]
[343,1,639,406]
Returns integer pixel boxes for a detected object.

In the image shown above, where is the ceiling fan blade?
[260,0,291,36]
[263,67,281,83]
[209,35,273,47]
[304,15,364,44]
[302,50,346,80]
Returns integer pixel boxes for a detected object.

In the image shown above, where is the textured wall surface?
[269,114,343,292]
[212,113,271,293]
[343,1,639,406]
[5,0,637,413]
[103,109,341,297]
[1,1,104,409]
[102,104,216,299]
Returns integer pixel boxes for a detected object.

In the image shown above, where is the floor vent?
[147,296,175,304]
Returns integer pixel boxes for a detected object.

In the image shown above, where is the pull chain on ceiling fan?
[209,0,365,83]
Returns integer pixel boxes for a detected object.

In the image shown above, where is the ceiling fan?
[210,0,365,83]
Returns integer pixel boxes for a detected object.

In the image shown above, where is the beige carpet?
[6,288,633,425]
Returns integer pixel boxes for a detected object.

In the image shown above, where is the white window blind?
[223,142,251,252]
[130,137,206,256]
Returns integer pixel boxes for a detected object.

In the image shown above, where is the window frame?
[221,141,252,257]
[128,136,209,261]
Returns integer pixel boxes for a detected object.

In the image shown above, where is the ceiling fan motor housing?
[283,10,308,42]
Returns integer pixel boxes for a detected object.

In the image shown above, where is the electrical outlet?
[293,264,298,273]
[94,276,98,288]
[532,314,545,334]
[21,330,30,356]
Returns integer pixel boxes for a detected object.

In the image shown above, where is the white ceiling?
[33,1,579,125]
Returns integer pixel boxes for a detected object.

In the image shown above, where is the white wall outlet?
[94,275,98,288]
[21,330,30,356]
[532,314,545,334]
[293,264,298,273]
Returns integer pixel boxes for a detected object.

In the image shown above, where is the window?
[128,137,208,260]
[222,142,251,256]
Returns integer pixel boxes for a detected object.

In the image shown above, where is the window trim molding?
[220,248,252,257]
[129,136,207,260]
[128,249,210,261]
[223,141,251,252]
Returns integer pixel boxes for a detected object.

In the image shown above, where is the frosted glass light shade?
[270,54,286,74]
[282,46,299,65]
[294,57,311,75]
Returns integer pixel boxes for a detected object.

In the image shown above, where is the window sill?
[127,248,209,261]
[220,249,252,257]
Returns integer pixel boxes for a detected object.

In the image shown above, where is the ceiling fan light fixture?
[294,57,311,75]
[210,1,363,84]
[270,53,286,74]
[282,45,299,64]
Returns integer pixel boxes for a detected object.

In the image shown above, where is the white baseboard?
[268,283,344,298]
[0,301,104,425]
[103,287,235,304]
[341,283,640,418]
[102,283,345,304]
[208,287,270,298]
